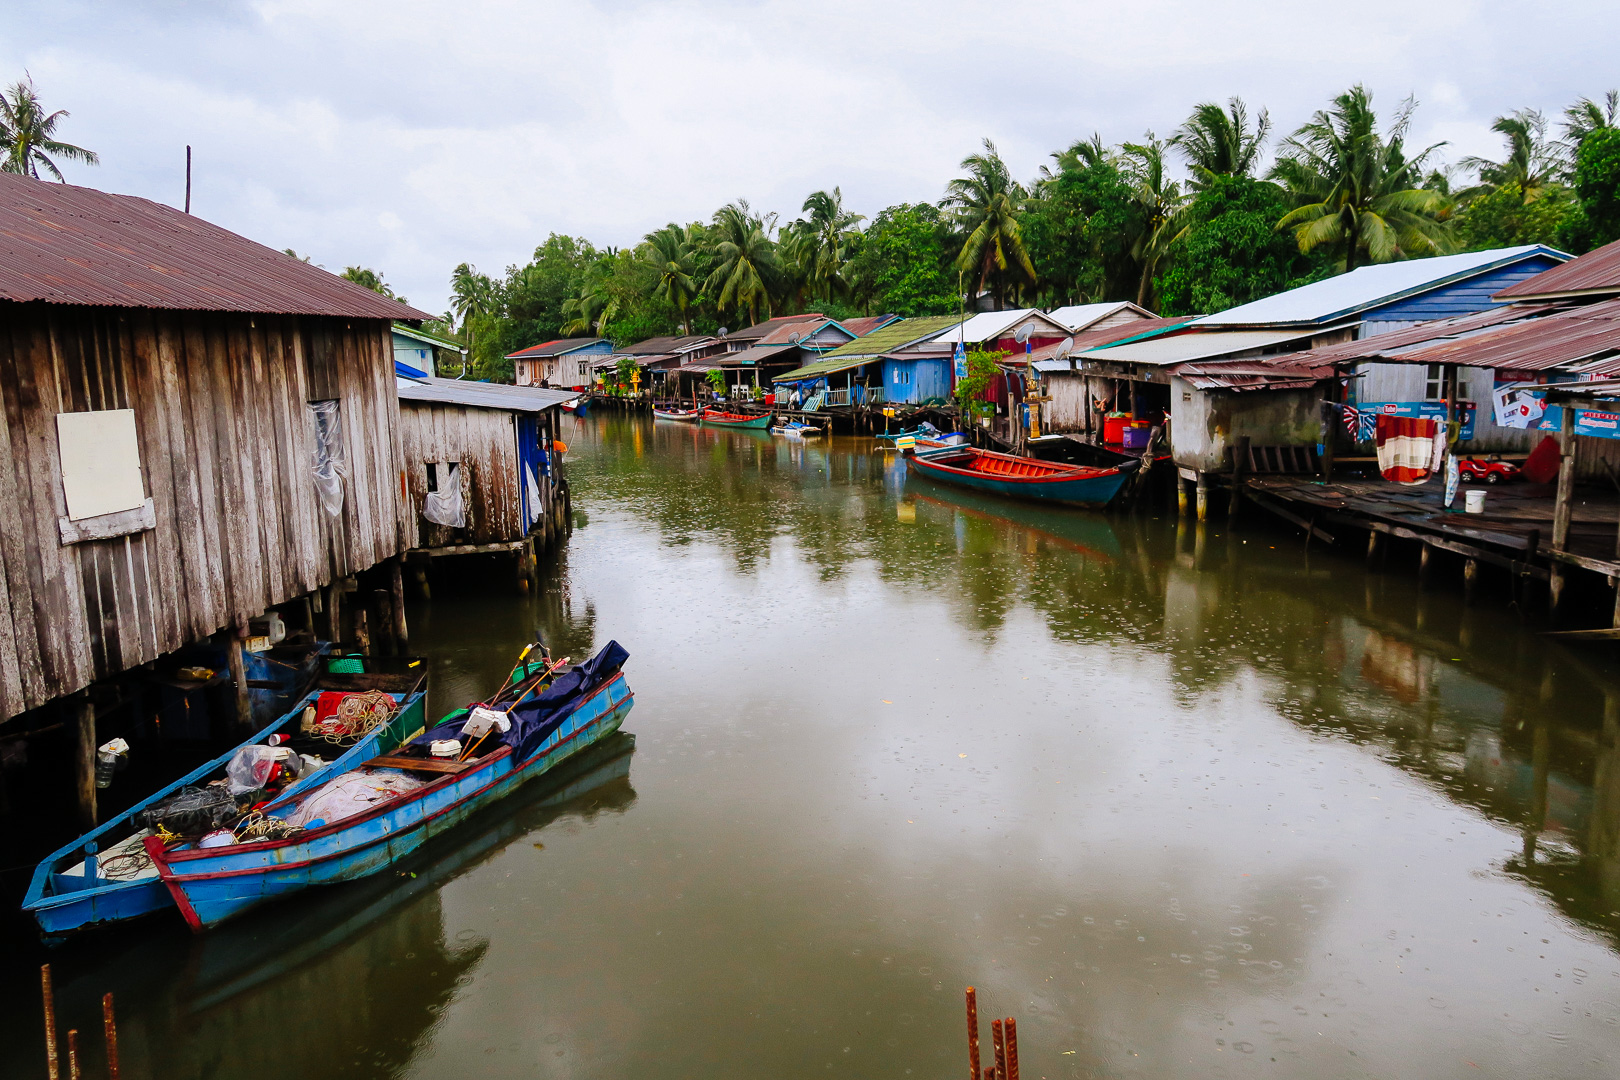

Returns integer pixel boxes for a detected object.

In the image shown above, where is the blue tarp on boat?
[410,640,629,761]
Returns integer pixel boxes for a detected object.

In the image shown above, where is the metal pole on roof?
[184,146,192,214]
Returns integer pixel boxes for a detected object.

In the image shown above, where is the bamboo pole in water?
[41,964,58,1080]
[1004,1017,1019,1080]
[65,1030,79,1080]
[991,1018,1007,1080]
[965,987,981,1080]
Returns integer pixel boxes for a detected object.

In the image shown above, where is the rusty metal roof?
[506,337,610,359]
[1169,357,1337,392]
[619,334,714,355]
[1494,237,1620,300]
[1293,304,1560,365]
[0,172,430,320]
[1397,297,1620,373]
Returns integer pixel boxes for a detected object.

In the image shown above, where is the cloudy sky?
[8,0,1613,316]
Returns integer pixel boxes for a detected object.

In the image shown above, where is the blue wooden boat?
[564,396,589,416]
[907,445,1137,507]
[147,642,633,931]
[22,664,427,943]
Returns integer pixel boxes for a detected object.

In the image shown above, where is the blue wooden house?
[882,352,953,406]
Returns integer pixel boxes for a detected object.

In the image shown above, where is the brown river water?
[5,412,1620,1079]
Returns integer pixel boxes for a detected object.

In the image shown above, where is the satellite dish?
[718,327,729,337]
[1014,323,1033,344]
[788,332,802,345]
[1057,336,1075,358]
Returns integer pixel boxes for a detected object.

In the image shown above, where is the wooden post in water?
[1176,473,1189,516]
[1004,1018,1019,1080]
[353,606,372,656]
[227,634,252,733]
[1229,436,1250,521]
[965,987,981,1080]
[1195,473,1208,522]
[1418,544,1432,588]
[389,558,410,652]
[1463,558,1480,606]
[1550,405,1578,617]
[1366,530,1381,568]
[325,581,343,644]
[102,994,120,1080]
[42,964,58,1080]
[65,1030,79,1080]
[991,1018,1007,1080]
[73,696,96,828]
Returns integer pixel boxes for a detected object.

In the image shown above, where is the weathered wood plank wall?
[399,403,560,548]
[0,302,411,721]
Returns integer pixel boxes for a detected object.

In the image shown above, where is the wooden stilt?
[353,606,372,656]
[966,987,981,1080]
[1229,436,1249,520]
[389,560,410,651]
[325,582,342,644]
[74,697,96,828]
[1175,474,1188,516]
[1418,543,1432,587]
[226,636,252,733]
[102,994,119,1080]
[1195,473,1208,522]
[1551,407,1578,619]
[42,965,58,1080]
[1463,558,1480,606]
[65,1030,79,1080]
[1366,530,1381,568]
[371,590,396,655]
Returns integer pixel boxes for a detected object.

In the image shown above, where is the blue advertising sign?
[1358,401,1476,441]
[953,341,967,380]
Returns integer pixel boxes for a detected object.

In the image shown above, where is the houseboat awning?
[397,376,577,413]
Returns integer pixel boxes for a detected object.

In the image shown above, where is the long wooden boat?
[907,445,1137,507]
[770,421,822,437]
[22,664,427,942]
[146,643,634,931]
[701,409,772,429]
[563,396,589,416]
[653,407,702,422]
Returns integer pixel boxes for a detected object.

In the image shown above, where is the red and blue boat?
[907,445,1136,508]
[146,642,633,931]
[701,409,772,429]
[22,662,427,942]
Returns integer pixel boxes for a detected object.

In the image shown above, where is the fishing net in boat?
[279,770,426,829]
[135,784,240,836]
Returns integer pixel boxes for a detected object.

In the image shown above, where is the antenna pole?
[184,146,192,214]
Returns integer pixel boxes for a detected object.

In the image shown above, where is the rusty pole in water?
[991,1018,1007,1080]
[1004,1017,1020,1080]
[965,987,981,1080]
[41,964,59,1080]
[102,993,120,1079]
[65,1030,80,1080]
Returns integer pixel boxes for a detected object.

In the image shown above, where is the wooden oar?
[487,643,537,704]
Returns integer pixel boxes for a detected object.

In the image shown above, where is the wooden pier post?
[965,987,981,1080]
[325,581,343,644]
[1176,473,1189,516]
[102,994,120,1080]
[1417,543,1432,588]
[227,634,252,734]
[1550,406,1579,617]
[1195,473,1208,522]
[389,558,410,652]
[73,696,96,828]
[1463,557,1480,606]
[42,964,58,1080]
[1366,530,1381,568]
[1229,436,1250,520]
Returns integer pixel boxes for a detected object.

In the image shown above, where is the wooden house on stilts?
[0,172,428,825]
[395,376,575,583]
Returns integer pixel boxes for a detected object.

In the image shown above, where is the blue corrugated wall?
[883,358,951,404]
[1363,255,1566,323]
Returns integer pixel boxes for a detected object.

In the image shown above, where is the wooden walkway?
[1243,476,1620,583]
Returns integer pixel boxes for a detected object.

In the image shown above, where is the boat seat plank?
[366,754,477,774]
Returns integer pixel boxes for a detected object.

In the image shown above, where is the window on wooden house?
[54,408,158,544]
[1424,364,1470,402]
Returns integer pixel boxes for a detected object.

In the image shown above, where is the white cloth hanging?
[422,462,465,527]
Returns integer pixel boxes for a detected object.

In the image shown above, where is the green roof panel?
[774,315,966,382]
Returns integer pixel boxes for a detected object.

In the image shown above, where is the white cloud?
[6,0,1612,314]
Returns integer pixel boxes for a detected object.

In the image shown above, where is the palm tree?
[1173,98,1271,187]
[560,260,621,337]
[1562,91,1619,161]
[1035,133,1113,192]
[448,263,497,376]
[0,77,98,180]
[341,266,406,302]
[1269,85,1451,271]
[642,225,699,334]
[1119,134,1190,307]
[944,138,1035,310]
[704,201,781,326]
[1458,109,1563,202]
[789,188,865,303]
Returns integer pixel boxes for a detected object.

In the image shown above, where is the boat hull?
[907,448,1135,507]
[653,409,701,422]
[23,686,426,942]
[701,410,771,429]
[150,673,633,931]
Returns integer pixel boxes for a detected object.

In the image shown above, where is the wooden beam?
[389,558,409,652]
[74,696,96,828]
[226,636,252,734]
[1244,489,1336,544]
[57,499,156,545]
[1543,627,1620,640]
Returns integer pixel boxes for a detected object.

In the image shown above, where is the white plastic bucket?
[1465,488,1487,514]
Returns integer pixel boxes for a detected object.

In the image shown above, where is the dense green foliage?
[1155,176,1319,316]
[1558,128,1620,251]
[843,203,959,316]
[953,350,1005,417]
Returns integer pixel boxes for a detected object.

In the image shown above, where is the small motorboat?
[701,409,772,430]
[563,397,590,416]
[907,445,1137,508]
[770,421,823,437]
[653,407,702,422]
[23,659,428,942]
[147,641,634,931]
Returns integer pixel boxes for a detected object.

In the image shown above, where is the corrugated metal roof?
[506,337,610,359]
[1389,297,1620,373]
[1029,317,1190,369]
[726,313,822,342]
[1295,304,1560,365]
[820,314,967,360]
[1046,301,1154,332]
[943,308,1071,344]
[392,323,464,350]
[1192,246,1566,328]
[753,317,849,346]
[397,376,576,413]
[620,334,714,355]
[721,342,800,365]
[1169,357,1337,392]
[1495,237,1620,300]
[0,172,431,319]
[840,314,901,337]
[1069,326,1337,367]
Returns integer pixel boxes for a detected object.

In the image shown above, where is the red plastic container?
[1103,415,1130,444]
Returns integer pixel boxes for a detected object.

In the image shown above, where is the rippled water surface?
[7,412,1620,1079]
